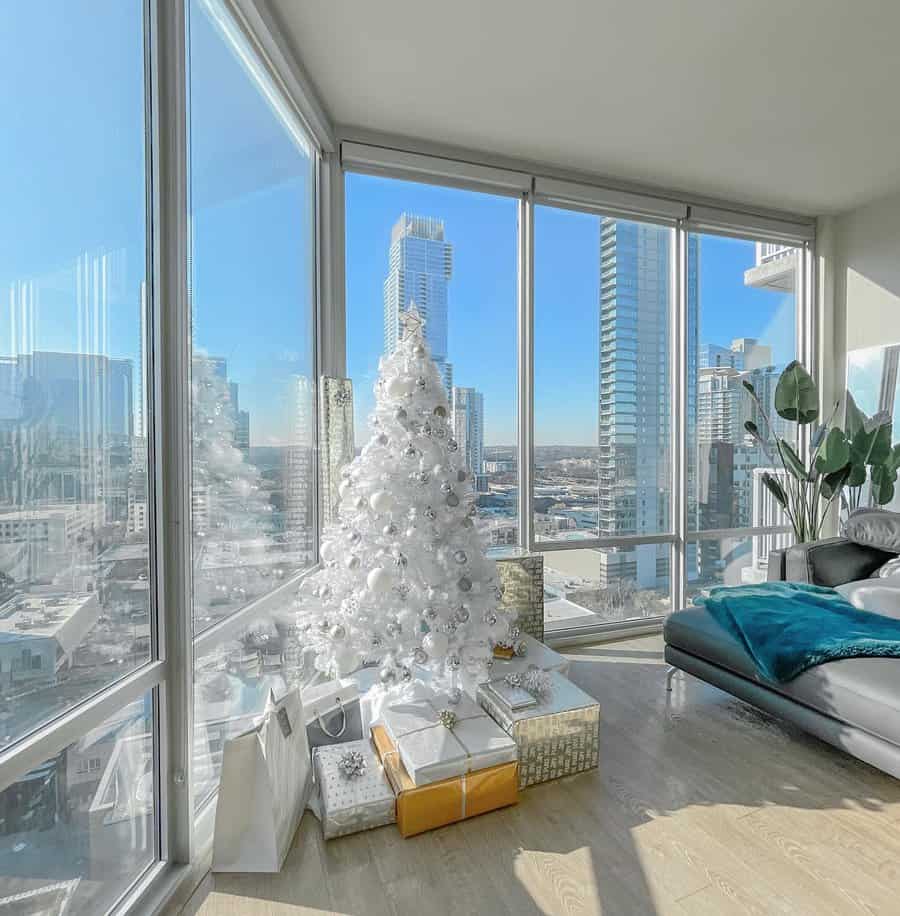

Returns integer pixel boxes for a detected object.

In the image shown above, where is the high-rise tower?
[596,219,699,591]
[383,213,454,392]
[451,386,484,476]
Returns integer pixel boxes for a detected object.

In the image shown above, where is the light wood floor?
[194,635,900,916]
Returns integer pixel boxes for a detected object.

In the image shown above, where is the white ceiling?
[269,0,900,216]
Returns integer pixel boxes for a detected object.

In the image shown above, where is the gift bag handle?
[315,696,347,739]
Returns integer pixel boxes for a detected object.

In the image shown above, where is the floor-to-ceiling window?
[534,207,678,629]
[344,172,520,547]
[685,236,798,597]
[0,2,158,911]
[186,0,318,811]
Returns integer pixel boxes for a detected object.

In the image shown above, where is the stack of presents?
[310,631,600,840]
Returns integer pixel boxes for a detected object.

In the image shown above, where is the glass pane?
[345,173,519,548]
[686,531,793,601]
[187,0,316,635]
[534,208,673,544]
[689,236,798,534]
[0,692,155,913]
[542,547,671,632]
[193,609,313,810]
[0,2,151,749]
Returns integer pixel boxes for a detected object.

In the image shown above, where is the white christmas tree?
[296,307,516,688]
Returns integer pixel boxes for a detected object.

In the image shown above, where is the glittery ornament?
[447,438,459,452]
[330,624,347,641]
[455,605,470,623]
[424,506,437,520]
[447,653,462,670]
[386,621,402,637]
[458,576,472,592]
[394,408,408,424]
[484,611,498,626]
[418,471,430,484]
[433,405,447,418]
[514,640,528,657]
[402,443,417,460]
[453,550,468,565]
[415,376,427,390]
[413,647,428,666]
[437,709,457,730]
[423,606,438,621]
[394,552,408,569]
[383,522,398,537]
[446,687,462,705]
[398,665,413,682]
[457,470,468,483]
[440,481,453,494]
[412,343,426,358]
[395,582,411,599]
[445,491,460,507]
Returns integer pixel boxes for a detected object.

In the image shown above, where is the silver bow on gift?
[505,665,553,699]
[338,748,367,779]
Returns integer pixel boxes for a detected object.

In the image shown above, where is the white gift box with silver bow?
[313,739,396,840]
[380,690,517,787]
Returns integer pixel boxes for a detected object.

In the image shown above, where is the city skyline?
[347,173,798,448]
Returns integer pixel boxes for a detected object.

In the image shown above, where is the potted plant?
[742,361,852,543]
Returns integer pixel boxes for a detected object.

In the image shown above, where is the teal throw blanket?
[695,581,900,683]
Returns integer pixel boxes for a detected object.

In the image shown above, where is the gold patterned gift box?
[478,670,600,789]
[371,725,518,837]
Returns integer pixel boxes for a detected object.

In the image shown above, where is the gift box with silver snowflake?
[313,739,396,839]
[477,670,599,789]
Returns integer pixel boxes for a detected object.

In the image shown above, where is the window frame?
[339,141,816,641]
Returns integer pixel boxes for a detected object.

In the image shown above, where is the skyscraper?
[383,213,453,392]
[451,386,484,476]
[596,219,699,591]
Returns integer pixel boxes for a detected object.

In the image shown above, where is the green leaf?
[741,379,756,396]
[775,361,819,424]
[868,422,892,466]
[760,472,788,510]
[847,464,867,488]
[821,465,853,500]
[871,464,898,505]
[889,443,900,473]
[814,427,850,474]
[844,391,868,439]
[778,438,808,481]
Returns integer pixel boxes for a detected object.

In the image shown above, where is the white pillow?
[836,573,900,620]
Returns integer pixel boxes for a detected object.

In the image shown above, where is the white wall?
[834,188,900,355]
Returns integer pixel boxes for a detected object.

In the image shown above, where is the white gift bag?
[213,687,311,873]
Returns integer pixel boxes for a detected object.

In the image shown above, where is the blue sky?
[347,173,797,446]
[3,2,796,452]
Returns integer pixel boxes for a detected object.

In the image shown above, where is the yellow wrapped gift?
[371,725,518,838]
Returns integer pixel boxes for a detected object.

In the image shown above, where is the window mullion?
[151,0,194,865]
[518,190,535,551]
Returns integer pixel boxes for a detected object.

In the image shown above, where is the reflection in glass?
[0,1,151,749]
[0,693,155,914]
[685,532,792,600]
[187,0,317,635]
[542,548,671,632]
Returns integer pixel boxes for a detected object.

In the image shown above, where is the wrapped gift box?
[371,725,517,837]
[313,738,397,839]
[478,670,599,789]
[380,691,517,786]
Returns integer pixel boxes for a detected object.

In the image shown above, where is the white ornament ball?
[422,631,449,660]
[385,376,407,399]
[369,490,394,514]
[367,567,392,594]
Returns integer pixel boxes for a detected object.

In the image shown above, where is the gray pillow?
[845,507,900,554]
